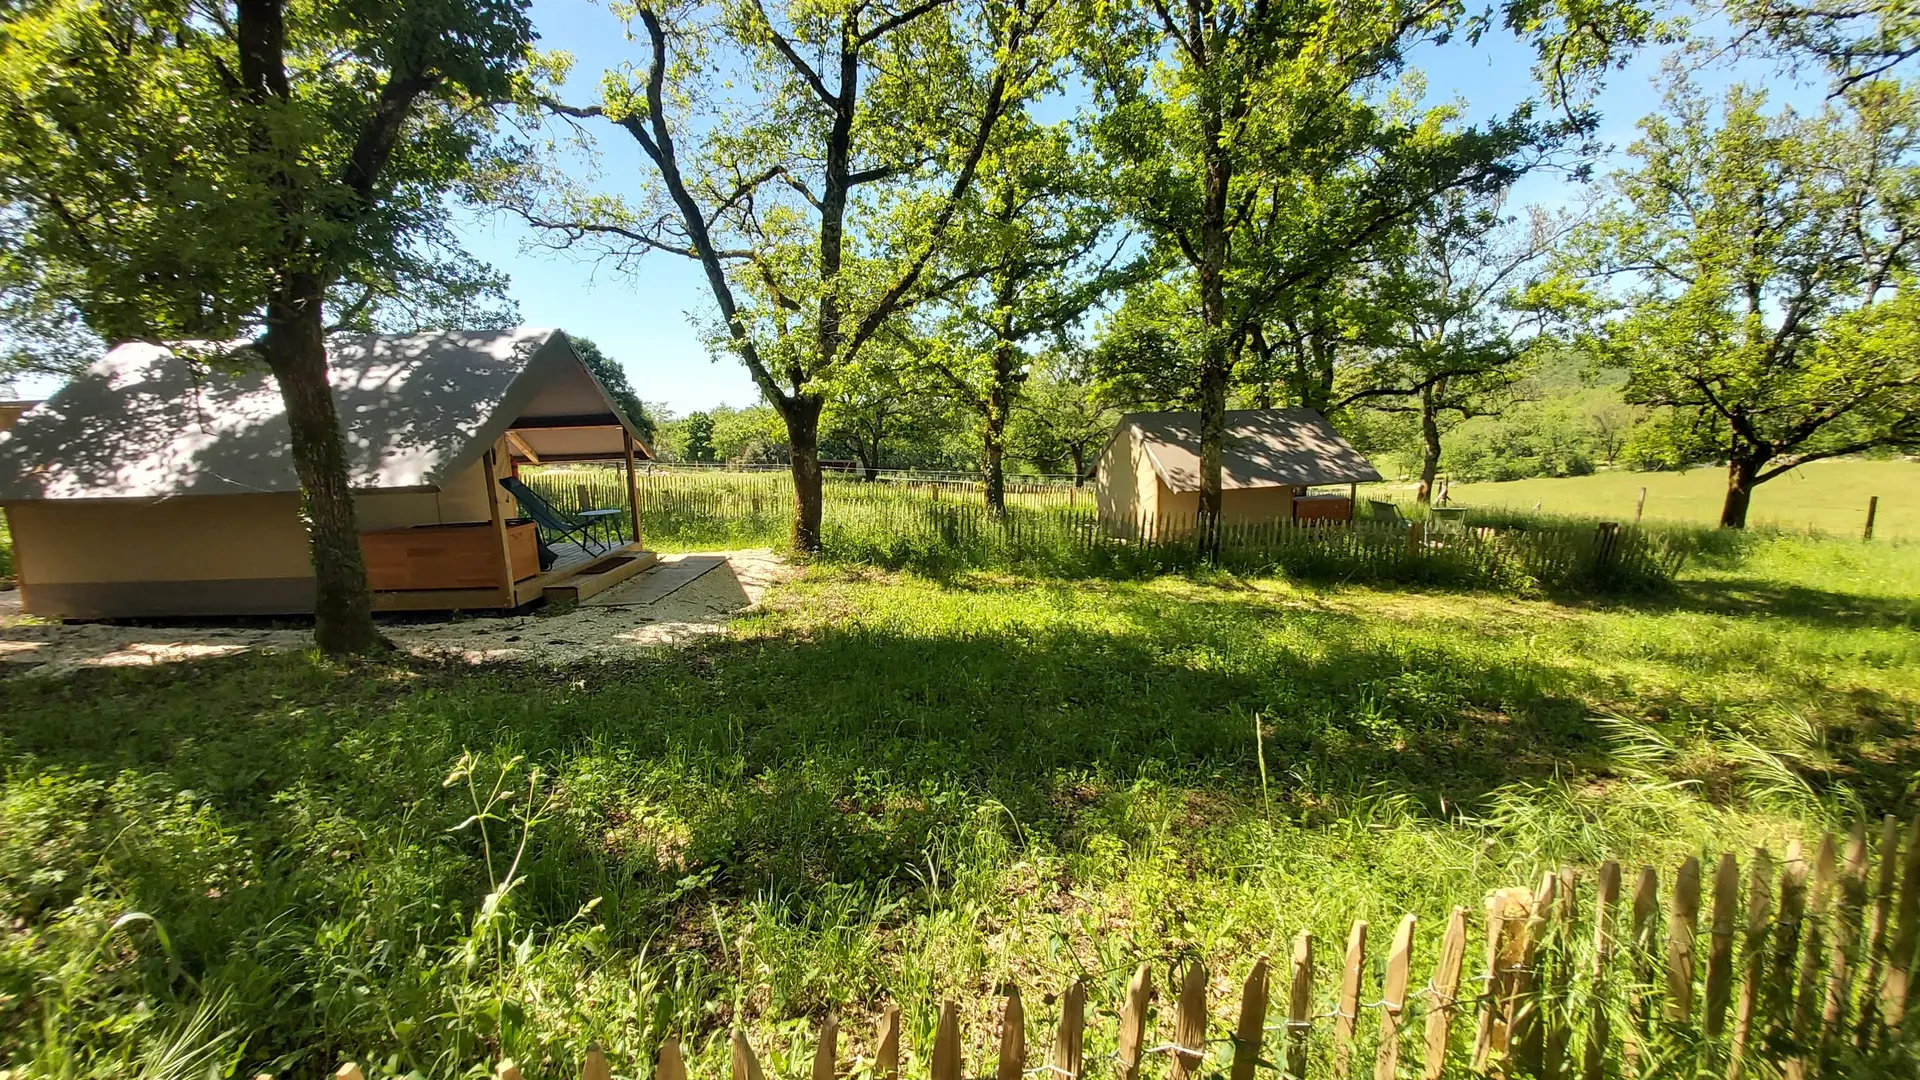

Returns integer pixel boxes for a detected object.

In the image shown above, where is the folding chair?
[499,476,615,559]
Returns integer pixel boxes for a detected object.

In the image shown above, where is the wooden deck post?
[624,432,642,548]
[483,445,515,605]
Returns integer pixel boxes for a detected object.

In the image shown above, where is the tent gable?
[1121,408,1383,492]
[0,328,638,502]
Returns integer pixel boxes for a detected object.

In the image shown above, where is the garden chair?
[499,476,617,558]
[1429,505,1470,537]
[1367,498,1406,522]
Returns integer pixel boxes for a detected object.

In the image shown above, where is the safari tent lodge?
[1094,408,1383,536]
[0,328,657,620]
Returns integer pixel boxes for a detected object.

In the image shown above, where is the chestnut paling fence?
[313,816,1920,1080]
[522,466,1685,589]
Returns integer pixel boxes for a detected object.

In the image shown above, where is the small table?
[576,508,626,553]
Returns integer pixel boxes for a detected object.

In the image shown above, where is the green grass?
[2,536,1917,1077]
[1383,457,1920,540]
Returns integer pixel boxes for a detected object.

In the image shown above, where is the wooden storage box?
[361,521,539,591]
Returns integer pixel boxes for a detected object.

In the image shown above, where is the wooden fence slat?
[1471,889,1512,1071]
[1582,862,1621,1080]
[1116,963,1153,1080]
[1171,962,1209,1080]
[1729,849,1774,1080]
[1706,852,1739,1037]
[1786,835,1838,1080]
[1889,814,1920,1031]
[1422,906,1469,1080]
[1512,873,1555,1074]
[1544,868,1577,1080]
[1770,841,1810,1030]
[1334,920,1368,1079]
[1473,887,1534,1075]
[659,1037,690,1080]
[997,990,1025,1080]
[816,1016,840,1080]
[582,1044,612,1080]
[1230,958,1269,1080]
[1819,822,1870,1057]
[1624,866,1659,1073]
[1053,981,1086,1080]
[1855,815,1900,1043]
[733,1030,768,1080]
[1666,856,1701,1024]
[1794,835,1839,1043]
[877,1006,901,1080]
[1373,914,1417,1080]
[1285,931,1314,1080]
[933,1002,962,1080]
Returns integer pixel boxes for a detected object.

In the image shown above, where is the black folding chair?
[499,476,613,558]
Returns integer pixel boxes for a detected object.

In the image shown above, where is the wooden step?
[541,549,658,604]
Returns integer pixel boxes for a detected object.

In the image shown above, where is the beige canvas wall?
[6,446,508,618]
[1095,429,1169,535]
[8,494,311,586]
[355,456,493,531]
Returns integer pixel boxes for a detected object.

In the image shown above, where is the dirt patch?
[0,549,794,676]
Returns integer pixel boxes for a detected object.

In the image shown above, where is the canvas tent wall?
[0,328,654,619]
[1094,408,1382,535]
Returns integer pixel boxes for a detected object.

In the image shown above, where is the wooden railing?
[314,817,1918,1080]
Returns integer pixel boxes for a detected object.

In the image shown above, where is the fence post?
[1667,856,1701,1024]
[1170,962,1208,1080]
[1635,487,1647,523]
[1285,932,1314,1080]
[1231,959,1269,1080]
[997,989,1024,1080]
[1054,981,1087,1080]
[877,1005,901,1080]
[1334,920,1368,1079]
[816,1016,840,1080]
[1422,907,1469,1080]
[1373,914,1417,1080]
[1582,862,1621,1080]
[1864,496,1879,541]
[1116,964,1152,1080]
[1730,849,1775,1080]
[932,1001,961,1080]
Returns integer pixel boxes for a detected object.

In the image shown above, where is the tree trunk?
[1415,384,1442,505]
[786,395,826,552]
[262,270,381,654]
[1720,454,1763,529]
[1071,445,1087,486]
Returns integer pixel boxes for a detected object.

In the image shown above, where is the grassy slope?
[1,539,1917,1076]
[1386,458,1920,539]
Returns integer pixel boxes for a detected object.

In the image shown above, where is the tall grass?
[523,467,1689,592]
[5,533,1915,1076]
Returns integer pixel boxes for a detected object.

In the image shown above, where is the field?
[1384,457,1920,540]
[2,531,1917,1077]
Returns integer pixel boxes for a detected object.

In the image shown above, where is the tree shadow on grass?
[1591,575,1920,629]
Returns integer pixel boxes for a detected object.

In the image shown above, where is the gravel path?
[0,549,792,676]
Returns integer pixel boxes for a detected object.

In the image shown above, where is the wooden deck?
[511,540,656,606]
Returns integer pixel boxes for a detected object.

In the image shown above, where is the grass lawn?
[1379,457,1920,540]
[2,537,1917,1077]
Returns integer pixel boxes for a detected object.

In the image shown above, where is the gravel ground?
[0,549,792,676]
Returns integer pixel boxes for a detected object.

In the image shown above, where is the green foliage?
[2,534,1914,1075]
[1575,77,1920,524]
[0,0,534,359]
[682,413,717,463]
[568,336,656,440]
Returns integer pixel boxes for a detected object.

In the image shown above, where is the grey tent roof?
[1116,408,1382,492]
[0,328,652,502]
